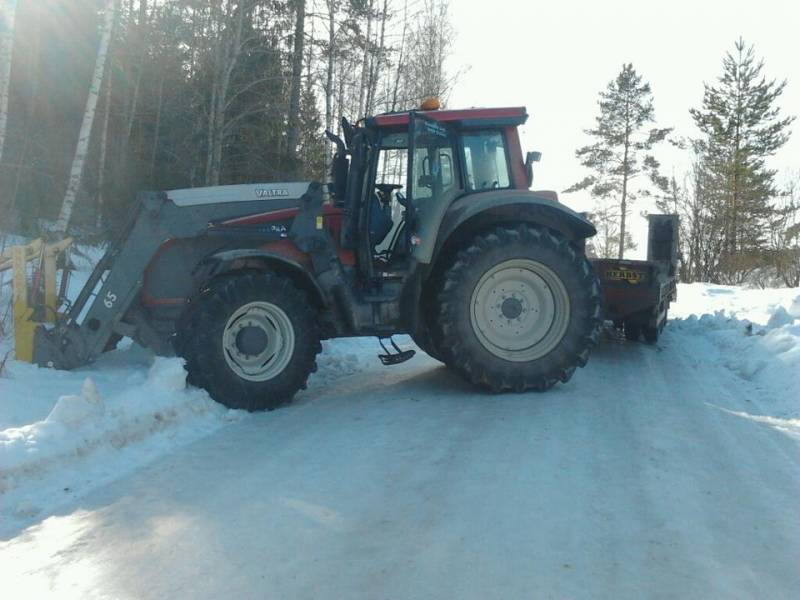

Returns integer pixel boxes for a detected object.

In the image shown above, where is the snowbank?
[670,283,800,420]
[1,357,238,486]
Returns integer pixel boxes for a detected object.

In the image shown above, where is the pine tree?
[690,38,795,283]
[565,63,671,259]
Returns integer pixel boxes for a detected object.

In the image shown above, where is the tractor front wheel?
[176,272,321,411]
[434,224,602,393]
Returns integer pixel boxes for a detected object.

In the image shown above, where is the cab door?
[407,111,462,263]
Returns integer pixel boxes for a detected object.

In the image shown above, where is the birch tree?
[204,1,259,186]
[357,0,374,118]
[322,0,336,180]
[285,0,306,167]
[55,0,117,236]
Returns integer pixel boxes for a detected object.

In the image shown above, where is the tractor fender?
[431,190,597,264]
[201,248,328,308]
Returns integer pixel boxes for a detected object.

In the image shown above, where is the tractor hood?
[167,182,312,207]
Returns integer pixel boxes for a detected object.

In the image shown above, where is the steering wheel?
[375,183,403,195]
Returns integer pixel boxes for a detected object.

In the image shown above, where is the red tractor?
[33,104,604,410]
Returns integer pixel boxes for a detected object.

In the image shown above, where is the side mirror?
[525,151,542,188]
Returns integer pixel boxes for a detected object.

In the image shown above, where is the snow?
[1,357,232,477]
[1,278,799,597]
[668,283,800,424]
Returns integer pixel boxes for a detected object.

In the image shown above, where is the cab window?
[411,145,456,201]
[463,131,511,191]
[410,120,458,202]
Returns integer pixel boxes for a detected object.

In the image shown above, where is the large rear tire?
[433,224,602,392]
[176,272,321,411]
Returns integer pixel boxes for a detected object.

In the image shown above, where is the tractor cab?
[325,104,538,281]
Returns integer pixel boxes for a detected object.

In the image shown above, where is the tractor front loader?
[12,102,605,411]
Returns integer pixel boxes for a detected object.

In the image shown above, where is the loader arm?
[34,193,190,368]
[33,184,315,370]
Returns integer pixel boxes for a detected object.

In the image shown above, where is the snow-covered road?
[2,285,800,599]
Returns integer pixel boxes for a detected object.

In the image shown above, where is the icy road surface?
[1,284,799,599]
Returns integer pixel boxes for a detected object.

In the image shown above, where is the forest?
[0,1,797,287]
[0,0,455,238]
[567,44,797,287]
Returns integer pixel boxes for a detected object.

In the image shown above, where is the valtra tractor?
[23,102,613,411]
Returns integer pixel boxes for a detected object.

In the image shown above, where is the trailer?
[592,214,679,343]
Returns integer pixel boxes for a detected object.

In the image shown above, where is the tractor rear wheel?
[176,272,321,411]
[434,224,602,393]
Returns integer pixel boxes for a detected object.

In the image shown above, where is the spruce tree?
[690,38,794,282]
[566,63,671,259]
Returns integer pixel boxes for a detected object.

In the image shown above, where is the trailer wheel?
[176,272,321,411]
[433,224,602,393]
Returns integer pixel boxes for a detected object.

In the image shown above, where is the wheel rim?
[470,258,570,362]
[222,301,295,382]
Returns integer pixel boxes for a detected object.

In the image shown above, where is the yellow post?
[12,246,36,362]
[43,247,57,323]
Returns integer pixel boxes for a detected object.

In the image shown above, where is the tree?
[401,0,455,106]
[0,0,18,165]
[766,174,800,287]
[55,0,118,236]
[0,0,461,240]
[585,203,636,259]
[690,38,795,283]
[285,0,305,170]
[565,63,671,259]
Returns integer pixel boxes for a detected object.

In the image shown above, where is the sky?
[447,0,800,257]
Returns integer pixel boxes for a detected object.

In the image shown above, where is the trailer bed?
[590,215,679,342]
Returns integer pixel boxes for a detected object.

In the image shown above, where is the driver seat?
[369,193,394,247]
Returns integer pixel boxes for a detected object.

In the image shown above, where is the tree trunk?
[285,0,305,168]
[205,66,219,185]
[55,0,117,236]
[357,0,373,119]
[618,102,631,259]
[336,55,346,136]
[0,0,18,164]
[150,73,164,180]
[390,0,409,112]
[206,2,246,187]
[96,50,114,231]
[324,1,335,134]
[365,0,387,116]
[122,0,147,150]
[323,0,335,182]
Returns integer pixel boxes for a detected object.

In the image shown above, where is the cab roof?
[370,106,528,129]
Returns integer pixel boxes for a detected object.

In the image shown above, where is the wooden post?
[12,245,35,362]
[43,246,57,323]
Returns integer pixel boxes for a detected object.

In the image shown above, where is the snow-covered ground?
[1,274,799,598]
